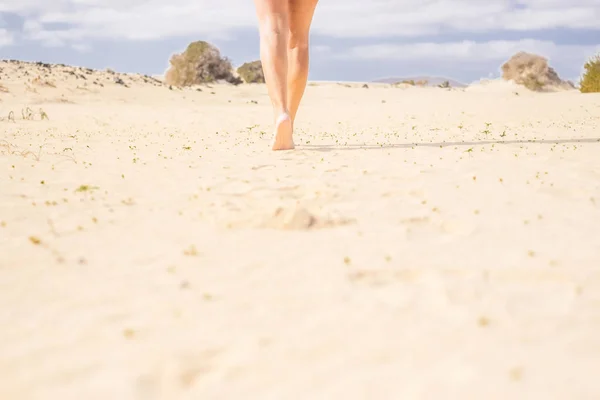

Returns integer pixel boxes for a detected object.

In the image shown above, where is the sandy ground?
[1,61,600,399]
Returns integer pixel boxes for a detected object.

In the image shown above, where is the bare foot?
[271,113,294,151]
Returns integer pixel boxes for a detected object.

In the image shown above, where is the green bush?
[237,60,265,83]
[165,41,241,86]
[580,54,600,93]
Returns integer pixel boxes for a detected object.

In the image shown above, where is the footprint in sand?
[261,204,354,230]
[136,349,222,399]
[226,204,354,230]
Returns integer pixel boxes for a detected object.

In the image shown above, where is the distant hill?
[372,76,468,87]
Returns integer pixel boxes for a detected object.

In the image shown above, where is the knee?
[288,33,309,51]
[260,16,288,42]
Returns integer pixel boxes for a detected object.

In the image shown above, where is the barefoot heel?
[271,112,294,150]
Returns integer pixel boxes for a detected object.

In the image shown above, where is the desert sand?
[1,60,600,399]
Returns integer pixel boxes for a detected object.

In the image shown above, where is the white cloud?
[0,0,598,45]
[0,28,14,46]
[338,40,600,63]
[314,1,600,37]
[71,43,91,53]
[335,39,600,81]
[313,45,332,54]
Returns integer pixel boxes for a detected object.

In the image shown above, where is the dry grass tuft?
[501,52,574,91]
[22,107,33,120]
[0,140,42,160]
[32,76,57,88]
[1,107,49,122]
[0,110,16,122]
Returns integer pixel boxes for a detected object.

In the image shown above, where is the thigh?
[254,0,289,21]
[288,0,318,37]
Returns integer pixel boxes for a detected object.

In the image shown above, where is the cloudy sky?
[1,0,599,83]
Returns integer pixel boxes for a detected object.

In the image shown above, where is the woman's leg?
[253,0,294,150]
[287,0,318,122]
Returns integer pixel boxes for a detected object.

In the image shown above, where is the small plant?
[21,107,33,120]
[183,245,199,256]
[580,53,600,93]
[75,184,99,193]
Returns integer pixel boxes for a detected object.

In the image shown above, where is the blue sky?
[1,0,599,83]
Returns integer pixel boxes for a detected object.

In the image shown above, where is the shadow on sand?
[297,138,600,152]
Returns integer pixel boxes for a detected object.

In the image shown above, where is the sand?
[1,60,600,399]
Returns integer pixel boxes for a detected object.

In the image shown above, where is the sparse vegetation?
[22,107,32,120]
[164,41,242,86]
[237,60,265,83]
[0,110,16,122]
[579,53,600,93]
[0,140,42,160]
[31,76,56,88]
[74,185,99,193]
[0,107,50,121]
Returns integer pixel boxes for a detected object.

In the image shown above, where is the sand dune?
[1,60,600,399]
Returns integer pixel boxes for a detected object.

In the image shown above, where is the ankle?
[274,108,290,120]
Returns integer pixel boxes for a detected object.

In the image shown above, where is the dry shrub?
[24,83,38,93]
[164,41,242,86]
[415,80,428,86]
[579,53,600,93]
[237,60,265,83]
[501,52,573,91]
[0,82,8,93]
[32,76,56,88]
